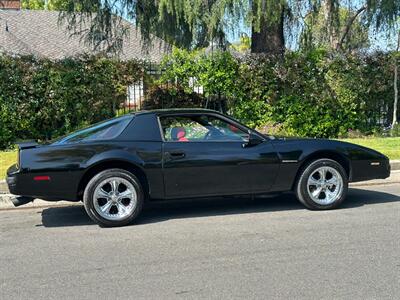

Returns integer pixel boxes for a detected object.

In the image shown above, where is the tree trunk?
[322,0,340,49]
[394,64,398,126]
[393,31,400,127]
[336,5,367,50]
[251,5,285,55]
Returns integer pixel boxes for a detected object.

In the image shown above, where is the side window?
[55,116,132,144]
[203,116,249,141]
[160,116,208,141]
[160,115,248,142]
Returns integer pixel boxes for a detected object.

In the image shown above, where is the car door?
[160,113,280,198]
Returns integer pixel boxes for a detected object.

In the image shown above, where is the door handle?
[167,151,186,159]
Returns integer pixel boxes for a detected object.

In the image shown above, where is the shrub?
[229,51,394,137]
[0,55,144,149]
[142,85,205,109]
[256,121,291,137]
[1,49,397,148]
[159,48,200,93]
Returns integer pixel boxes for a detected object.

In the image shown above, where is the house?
[0,1,172,109]
[0,2,170,62]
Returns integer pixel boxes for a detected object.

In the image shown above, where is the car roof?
[131,108,221,116]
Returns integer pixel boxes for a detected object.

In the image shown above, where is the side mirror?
[243,131,263,148]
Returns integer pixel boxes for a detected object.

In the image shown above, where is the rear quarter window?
[54,116,132,145]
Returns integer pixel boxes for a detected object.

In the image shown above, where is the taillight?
[34,176,51,181]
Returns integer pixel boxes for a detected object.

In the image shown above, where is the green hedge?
[142,85,205,109]
[0,50,397,150]
[0,55,144,149]
[246,51,395,137]
[158,49,397,138]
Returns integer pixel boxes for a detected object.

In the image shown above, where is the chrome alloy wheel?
[307,166,343,205]
[93,177,137,221]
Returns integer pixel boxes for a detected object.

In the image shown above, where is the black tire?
[295,159,348,210]
[83,168,144,227]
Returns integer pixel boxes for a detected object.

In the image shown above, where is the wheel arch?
[292,150,351,190]
[77,159,149,200]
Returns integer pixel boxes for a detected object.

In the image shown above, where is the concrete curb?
[0,180,7,193]
[1,161,399,210]
[0,194,80,210]
[391,160,400,171]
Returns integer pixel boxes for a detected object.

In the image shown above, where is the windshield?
[53,115,133,145]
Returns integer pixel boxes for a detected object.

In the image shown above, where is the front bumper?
[350,158,391,182]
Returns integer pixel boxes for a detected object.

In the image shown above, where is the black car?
[7,109,390,226]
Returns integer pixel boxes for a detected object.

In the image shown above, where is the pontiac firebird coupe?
[7,109,390,226]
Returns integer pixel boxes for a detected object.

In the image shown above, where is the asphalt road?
[1,184,399,299]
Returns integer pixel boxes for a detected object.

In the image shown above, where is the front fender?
[271,139,352,191]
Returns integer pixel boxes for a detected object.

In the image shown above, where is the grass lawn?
[0,150,17,180]
[0,137,399,180]
[341,137,400,160]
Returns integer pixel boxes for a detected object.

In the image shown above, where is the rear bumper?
[6,164,20,195]
[6,166,36,207]
[6,164,81,201]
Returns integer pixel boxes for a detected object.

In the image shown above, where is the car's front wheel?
[83,169,144,227]
[295,159,348,210]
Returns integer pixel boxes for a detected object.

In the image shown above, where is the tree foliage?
[230,35,251,53]
[59,0,243,52]
[22,0,70,10]
[57,0,400,55]
[308,0,400,51]
[301,6,370,52]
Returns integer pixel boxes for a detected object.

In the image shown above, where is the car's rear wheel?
[83,169,144,227]
[295,159,348,210]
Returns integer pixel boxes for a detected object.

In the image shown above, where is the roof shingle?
[0,10,171,62]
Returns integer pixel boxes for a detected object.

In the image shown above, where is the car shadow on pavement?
[40,187,400,227]
[40,205,92,227]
